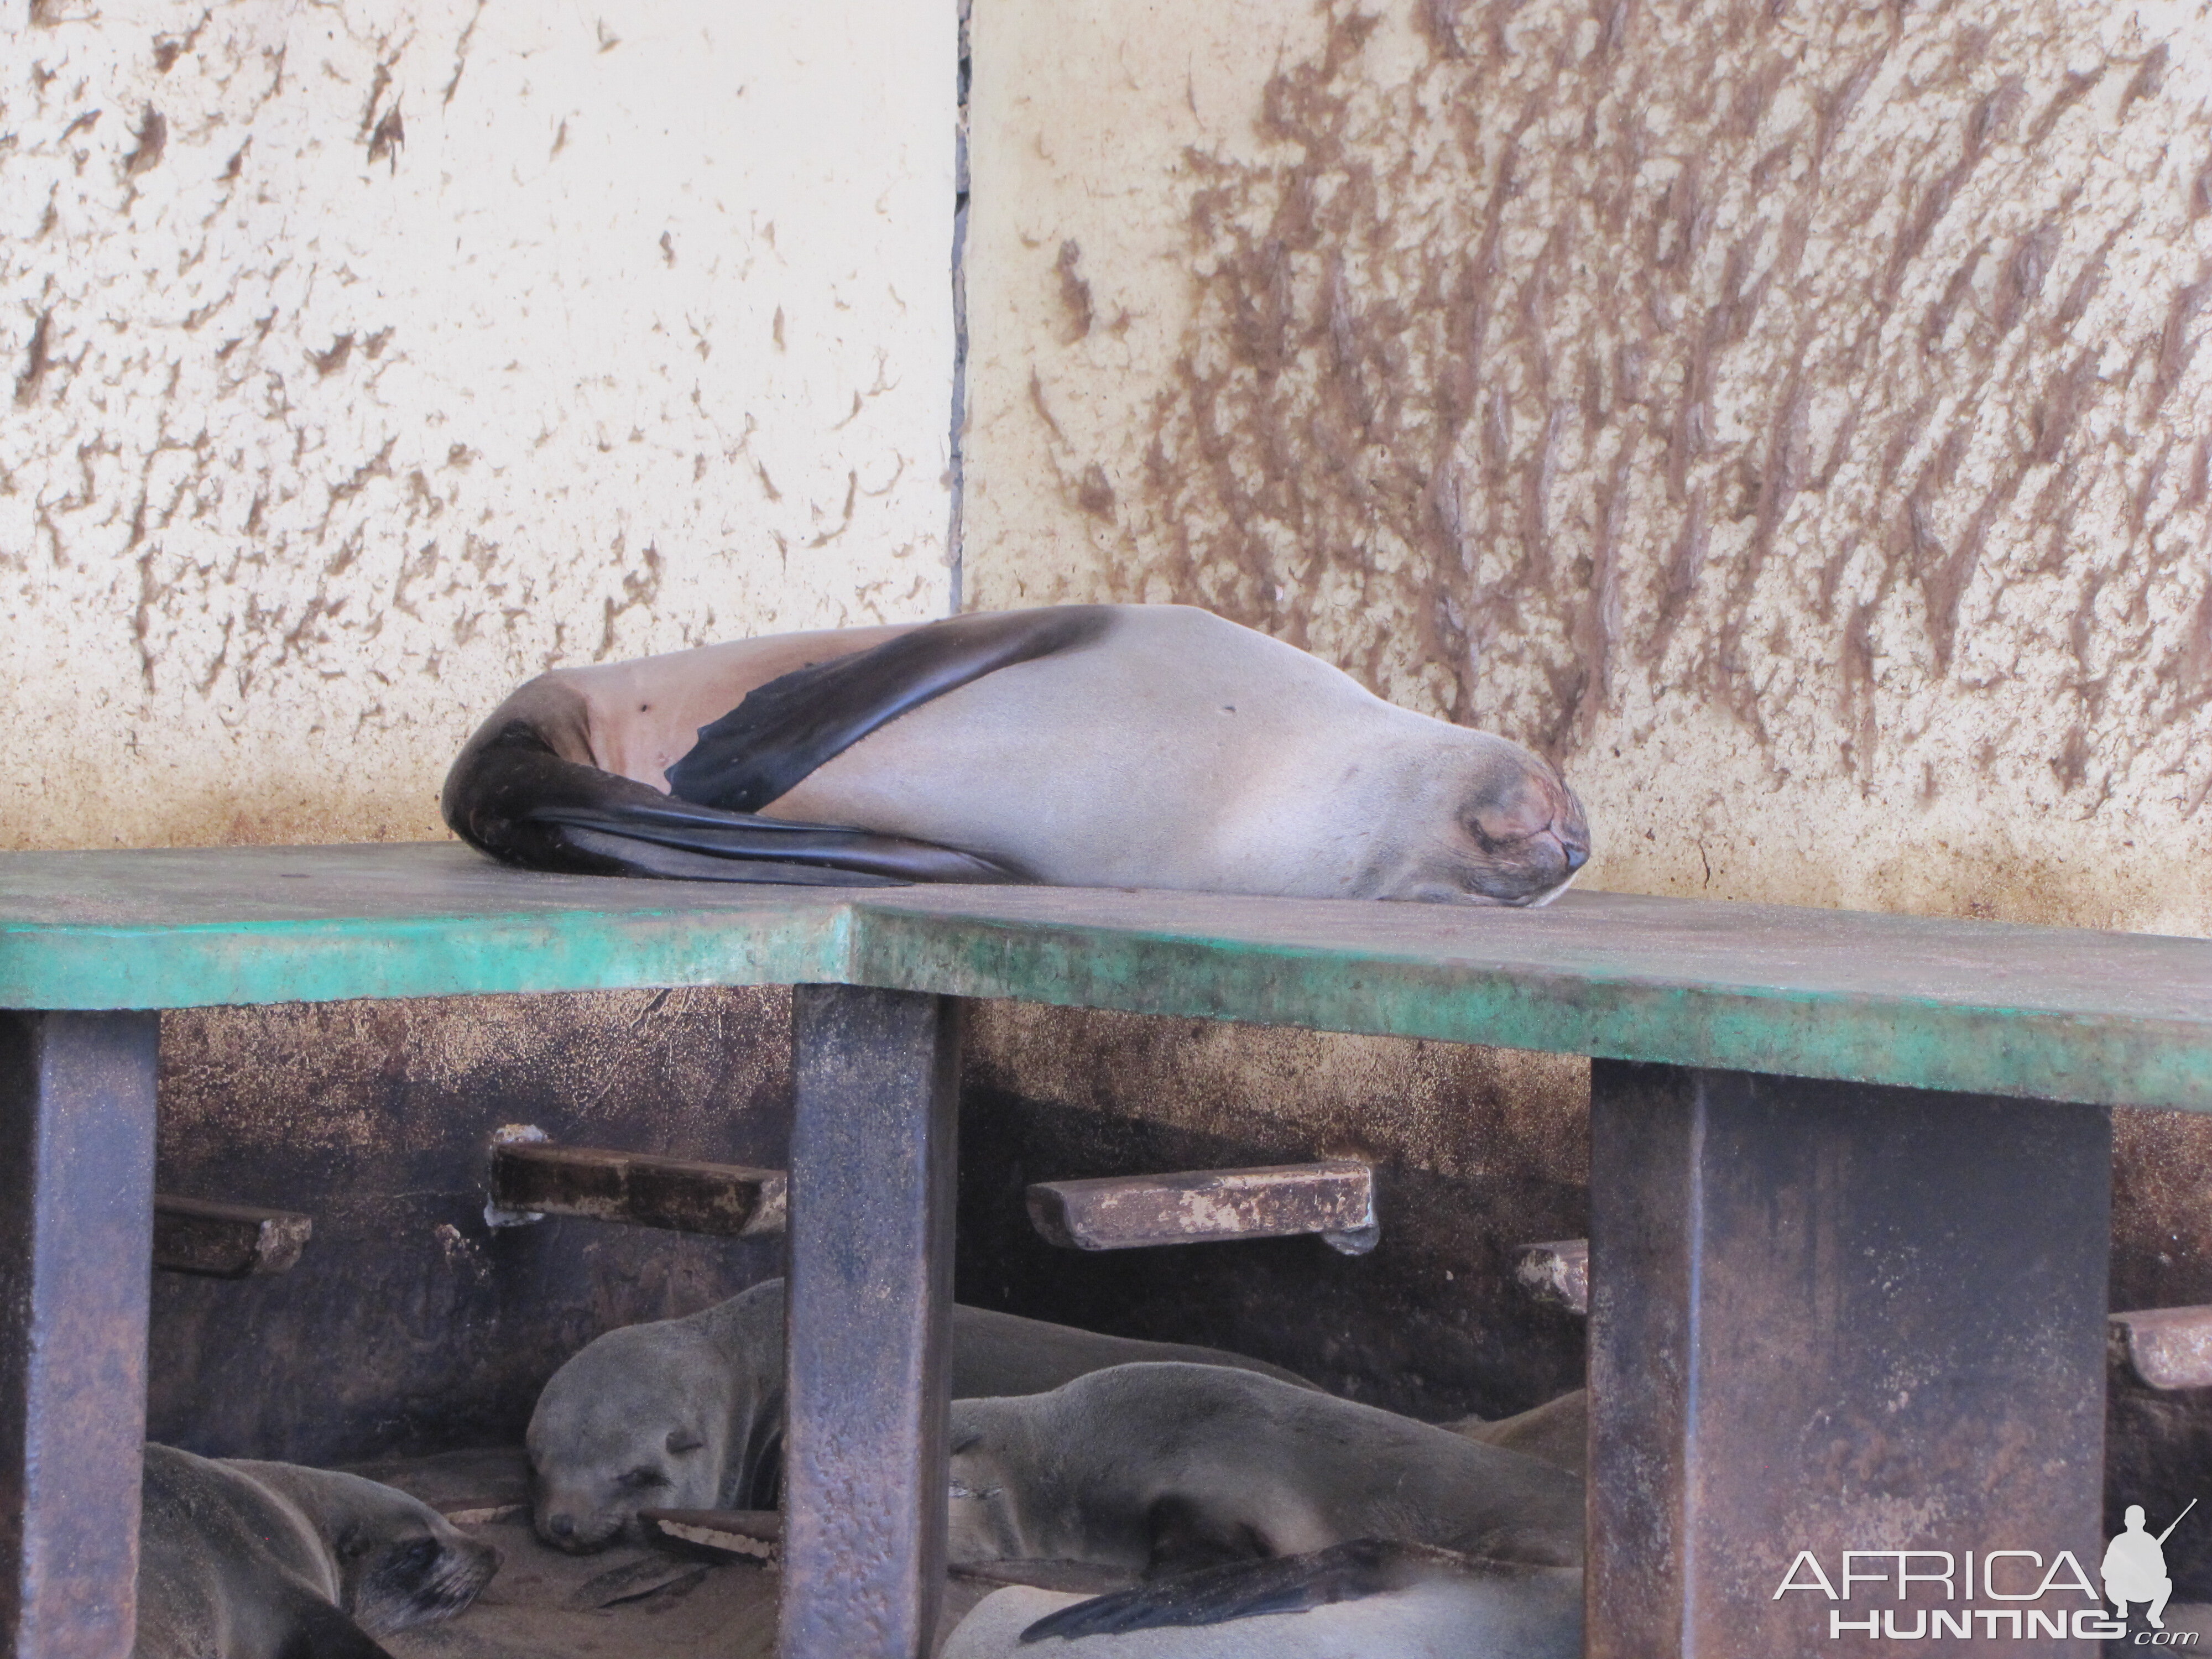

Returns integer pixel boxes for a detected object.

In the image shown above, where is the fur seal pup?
[946,1363,1583,1577]
[443,604,1590,902]
[135,1443,498,1659]
[526,1277,1315,1553]
[1446,1388,1587,1477]
[942,1543,1582,1659]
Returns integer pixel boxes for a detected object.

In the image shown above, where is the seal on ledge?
[442,604,1589,902]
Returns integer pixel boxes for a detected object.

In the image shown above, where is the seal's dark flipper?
[441,717,1020,885]
[1018,1540,1472,1642]
[275,1598,398,1659]
[666,605,1115,812]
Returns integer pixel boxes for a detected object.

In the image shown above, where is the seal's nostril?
[547,1514,574,1539]
[1563,840,1589,873]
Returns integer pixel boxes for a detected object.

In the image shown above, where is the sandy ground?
[357,1448,1000,1659]
[356,1448,2212,1658]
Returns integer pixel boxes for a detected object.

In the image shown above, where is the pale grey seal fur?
[943,1544,1582,1659]
[946,1363,1584,1575]
[444,604,1589,902]
[526,1278,1315,1553]
[134,1443,497,1659]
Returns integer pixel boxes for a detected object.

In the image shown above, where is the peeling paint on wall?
[4,0,956,851]
[967,0,2212,934]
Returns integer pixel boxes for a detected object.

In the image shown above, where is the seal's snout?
[1443,758,1592,905]
[1554,794,1591,874]
[537,1509,614,1554]
[534,1499,626,1554]
[1538,823,1589,878]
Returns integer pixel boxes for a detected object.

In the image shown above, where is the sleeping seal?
[1446,1388,1587,1477]
[946,1363,1583,1576]
[442,604,1589,901]
[526,1277,1314,1553]
[942,1543,1582,1659]
[135,1443,497,1658]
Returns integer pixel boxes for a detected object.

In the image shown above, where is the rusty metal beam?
[2111,1305,2212,1390]
[151,1194,312,1279]
[779,985,961,1659]
[1537,1257,2212,1372]
[1587,1062,2109,1659]
[488,1140,786,1237]
[1515,1238,1588,1314]
[0,1011,159,1659]
[1025,1160,1375,1252]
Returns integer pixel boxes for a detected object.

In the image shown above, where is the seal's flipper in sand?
[442,718,1018,884]
[665,605,1114,811]
[1019,1541,1477,1641]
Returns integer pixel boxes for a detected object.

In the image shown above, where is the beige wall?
[966,0,2212,933]
[3,0,956,851]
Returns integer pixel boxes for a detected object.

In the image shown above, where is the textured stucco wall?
[4,0,955,851]
[962,0,2212,1548]
[966,0,2212,935]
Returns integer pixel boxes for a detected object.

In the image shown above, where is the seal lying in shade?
[1446,1388,1587,1477]
[526,1277,1314,1553]
[134,1443,498,1658]
[946,1363,1584,1576]
[942,1543,1582,1659]
[443,604,1590,901]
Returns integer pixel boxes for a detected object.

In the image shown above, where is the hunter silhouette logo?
[1771,1514,2206,1643]
[2106,1500,2196,1631]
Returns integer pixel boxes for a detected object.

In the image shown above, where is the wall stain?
[1054,238,1094,342]
[367,102,406,172]
[13,309,54,406]
[5,2,953,851]
[122,104,166,176]
[977,0,2212,903]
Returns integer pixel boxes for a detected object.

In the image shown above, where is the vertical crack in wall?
[947,0,973,614]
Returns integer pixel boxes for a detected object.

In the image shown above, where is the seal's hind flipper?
[442,717,1019,885]
[1017,1540,1466,1642]
[665,606,1114,812]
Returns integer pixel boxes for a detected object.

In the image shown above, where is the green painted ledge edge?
[0,906,854,1010]
[840,905,2212,1114]
[9,881,2212,1112]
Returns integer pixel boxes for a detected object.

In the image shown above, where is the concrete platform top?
[5,841,2211,1111]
